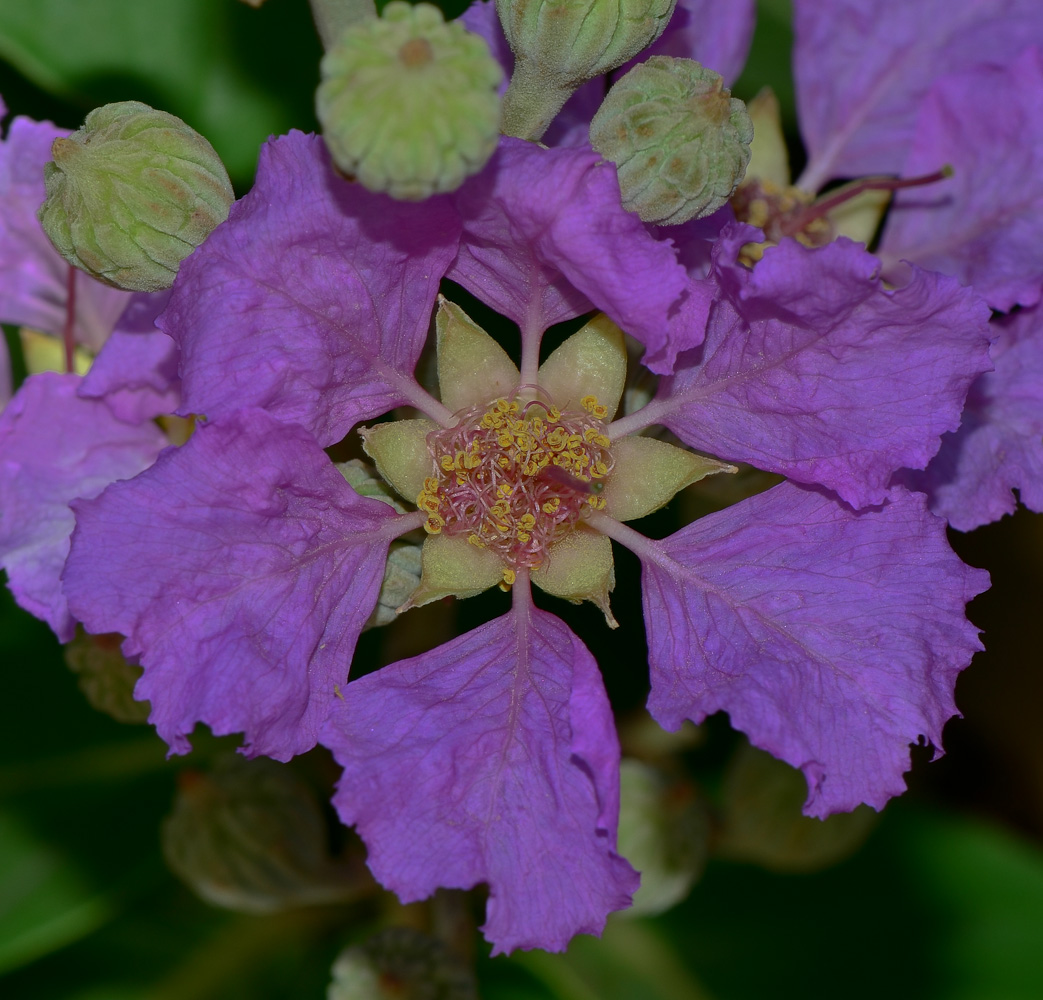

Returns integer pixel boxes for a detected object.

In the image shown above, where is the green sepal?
[603,435,735,521]
[356,421,437,505]
[436,297,520,412]
[537,312,627,418]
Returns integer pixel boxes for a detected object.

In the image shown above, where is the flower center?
[417,396,613,574]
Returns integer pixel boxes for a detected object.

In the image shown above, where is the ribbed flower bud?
[497,0,675,85]
[162,756,366,913]
[329,928,477,1000]
[316,1,502,201]
[590,56,754,225]
[497,0,675,139]
[38,101,234,292]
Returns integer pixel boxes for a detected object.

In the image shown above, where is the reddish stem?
[63,265,77,373]
[779,166,953,238]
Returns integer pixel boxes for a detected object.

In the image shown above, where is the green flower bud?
[316,1,502,201]
[162,756,367,913]
[615,758,708,917]
[63,630,150,725]
[497,0,675,84]
[38,101,234,292]
[590,56,754,225]
[329,928,477,1000]
[497,0,675,139]
[716,742,878,873]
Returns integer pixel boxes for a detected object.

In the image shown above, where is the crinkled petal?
[448,138,700,373]
[159,131,461,445]
[0,109,130,349]
[638,482,988,817]
[879,48,1043,312]
[793,0,1043,188]
[653,230,993,507]
[912,306,1043,530]
[0,373,166,640]
[64,408,405,758]
[321,605,638,955]
[78,292,180,423]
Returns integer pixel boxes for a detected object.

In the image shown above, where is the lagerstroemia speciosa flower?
[50,124,994,953]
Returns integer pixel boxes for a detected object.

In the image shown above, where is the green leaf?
[0,0,322,186]
[0,809,116,974]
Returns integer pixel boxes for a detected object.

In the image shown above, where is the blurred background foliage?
[2,0,1043,997]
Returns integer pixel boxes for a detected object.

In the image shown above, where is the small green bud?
[38,101,234,292]
[316,2,502,201]
[615,759,708,917]
[329,928,477,1000]
[497,0,675,86]
[162,756,366,913]
[590,56,754,225]
[64,630,150,725]
[716,742,878,873]
[497,0,675,139]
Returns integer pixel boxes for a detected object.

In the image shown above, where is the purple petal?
[633,0,756,85]
[0,373,166,640]
[653,231,993,507]
[879,48,1043,312]
[449,139,698,372]
[64,408,406,758]
[159,131,461,445]
[321,605,638,954]
[639,482,988,817]
[912,306,1043,530]
[78,292,180,423]
[0,108,131,350]
[793,0,1043,188]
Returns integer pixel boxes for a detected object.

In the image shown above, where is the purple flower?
[60,129,990,952]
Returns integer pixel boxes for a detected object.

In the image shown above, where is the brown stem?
[779,166,953,238]
[63,265,77,373]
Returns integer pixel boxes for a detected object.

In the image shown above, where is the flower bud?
[329,928,477,1000]
[590,56,753,225]
[716,742,877,873]
[162,756,366,913]
[38,101,234,292]
[615,759,708,917]
[316,1,502,201]
[63,631,150,724]
[496,0,675,139]
[496,0,675,86]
